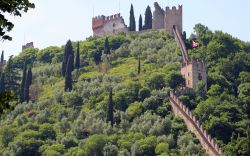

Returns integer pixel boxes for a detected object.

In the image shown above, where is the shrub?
[138,87,151,101]
[63,92,83,107]
[83,134,107,156]
[147,73,166,90]
[155,143,169,155]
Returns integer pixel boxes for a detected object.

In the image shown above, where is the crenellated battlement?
[166,5,182,12]
[92,13,128,37]
[92,14,123,25]
[169,91,223,156]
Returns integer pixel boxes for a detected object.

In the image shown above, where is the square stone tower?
[181,60,207,90]
[165,5,183,33]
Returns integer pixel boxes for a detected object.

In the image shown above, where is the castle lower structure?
[22,42,34,51]
[153,2,183,33]
[92,14,128,37]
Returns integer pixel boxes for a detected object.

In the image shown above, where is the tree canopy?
[0,0,35,40]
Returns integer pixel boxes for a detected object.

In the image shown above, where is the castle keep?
[92,14,128,37]
[153,2,182,33]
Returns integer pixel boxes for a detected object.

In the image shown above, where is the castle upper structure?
[92,13,128,37]
[153,2,183,33]
[22,42,34,51]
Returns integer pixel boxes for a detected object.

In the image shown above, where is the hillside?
[0,24,250,156]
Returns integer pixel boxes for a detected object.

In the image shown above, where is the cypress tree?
[247,126,250,155]
[138,55,141,76]
[75,42,80,69]
[0,73,5,93]
[139,14,143,31]
[1,51,4,63]
[129,4,136,31]
[24,66,32,102]
[4,56,19,93]
[104,37,110,55]
[65,55,73,92]
[144,6,152,30]
[20,61,27,102]
[107,89,114,126]
[62,40,74,77]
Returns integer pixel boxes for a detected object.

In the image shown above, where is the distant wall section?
[92,14,128,37]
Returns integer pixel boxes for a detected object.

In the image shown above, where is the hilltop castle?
[153,2,182,33]
[92,2,182,36]
[92,2,206,91]
[92,14,128,37]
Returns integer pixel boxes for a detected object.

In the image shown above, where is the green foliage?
[1,25,247,155]
[165,72,185,90]
[0,0,35,40]
[83,134,107,156]
[129,4,136,31]
[107,89,114,126]
[39,123,56,140]
[37,46,62,63]
[155,143,169,155]
[103,143,119,156]
[139,14,143,31]
[75,42,81,69]
[138,87,151,101]
[64,55,73,91]
[144,6,152,30]
[147,73,166,90]
[0,91,16,115]
[0,126,16,147]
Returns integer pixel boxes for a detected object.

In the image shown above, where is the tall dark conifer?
[24,66,32,102]
[104,37,110,55]
[138,55,141,76]
[129,4,136,31]
[4,56,19,93]
[0,73,5,93]
[139,14,143,31]
[20,61,27,102]
[1,51,4,63]
[65,55,73,92]
[75,42,80,69]
[144,6,152,30]
[107,89,114,126]
[62,40,74,77]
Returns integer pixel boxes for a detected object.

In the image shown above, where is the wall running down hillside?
[169,91,223,156]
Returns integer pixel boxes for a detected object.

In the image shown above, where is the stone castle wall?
[169,91,223,156]
[152,2,165,30]
[165,5,182,33]
[92,14,128,37]
[22,42,34,51]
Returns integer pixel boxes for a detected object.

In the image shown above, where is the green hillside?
[0,24,250,156]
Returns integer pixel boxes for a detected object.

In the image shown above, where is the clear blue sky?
[1,0,250,59]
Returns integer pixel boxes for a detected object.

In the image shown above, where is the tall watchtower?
[165,5,183,33]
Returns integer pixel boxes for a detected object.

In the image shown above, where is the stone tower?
[165,5,183,33]
[152,2,165,30]
[92,14,128,37]
[181,60,207,90]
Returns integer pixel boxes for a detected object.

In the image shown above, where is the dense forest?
[0,24,250,156]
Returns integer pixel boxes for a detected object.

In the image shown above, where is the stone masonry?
[152,2,165,30]
[152,2,183,33]
[92,14,128,37]
[181,60,207,90]
[169,91,223,156]
[22,42,34,51]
